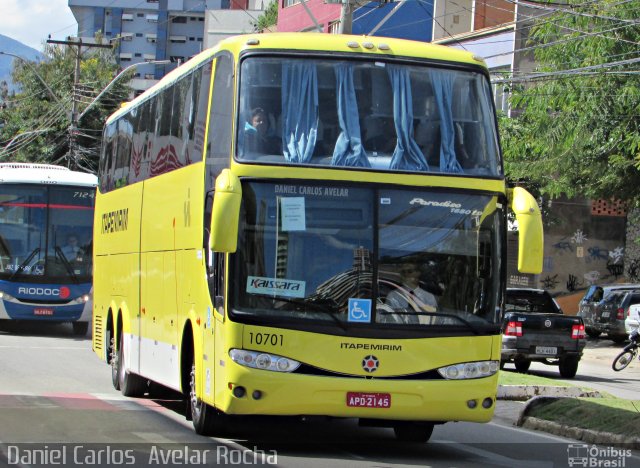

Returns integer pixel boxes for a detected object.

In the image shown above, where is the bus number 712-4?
[74,191,94,198]
[248,332,283,347]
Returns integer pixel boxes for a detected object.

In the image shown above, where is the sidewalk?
[494,385,640,449]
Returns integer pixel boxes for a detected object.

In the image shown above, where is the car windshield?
[236,57,501,177]
[230,181,504,335]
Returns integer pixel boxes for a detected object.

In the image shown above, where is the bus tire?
[110,335,120,391]
[393,422,434,443]
[72,321,89,336]
[118,332,146,397]
[190,358,224,436]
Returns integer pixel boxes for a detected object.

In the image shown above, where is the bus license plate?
[602,311,610,318]
[346,392,391,408]
[34,308,54,316]
[536,346,557,355]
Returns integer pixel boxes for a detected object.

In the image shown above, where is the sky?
[0,0,78,51]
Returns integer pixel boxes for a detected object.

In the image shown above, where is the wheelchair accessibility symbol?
[348,298,372,323]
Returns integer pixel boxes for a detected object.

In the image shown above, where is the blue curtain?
[387,65,429,172]
[331,64,371,168]
[281,62,319,163]
[428,69,463,173]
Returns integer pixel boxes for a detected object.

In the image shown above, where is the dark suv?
[578,284,640,340]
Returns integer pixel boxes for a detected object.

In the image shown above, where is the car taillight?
[617,308,625,320]
[505,321,522,337]
[572,324,585,339]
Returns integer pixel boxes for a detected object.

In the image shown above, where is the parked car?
[593,290,640,343]
[577,283,640,338]
[626,303,640,334]
[502,288,586,378]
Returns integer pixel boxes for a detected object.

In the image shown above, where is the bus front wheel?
[190,359,225,435]
[393,422,434,443]
[72,321,89,336]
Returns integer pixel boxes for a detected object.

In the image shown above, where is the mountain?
[0,34,44,92]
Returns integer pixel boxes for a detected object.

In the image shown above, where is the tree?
[500,0,640,204]
[253,0,278,32]
[0,38,131,173]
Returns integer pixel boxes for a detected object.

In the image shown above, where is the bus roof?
[107,32,487,125]
[0,163,98,187]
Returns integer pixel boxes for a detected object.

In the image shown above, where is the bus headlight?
[437,360,499,380]
[0,290,17,302]
[229,349,300,373]
[67,294,91,305]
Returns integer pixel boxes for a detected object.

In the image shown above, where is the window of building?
[122,13,134,21]
[172,16,187,23]
[170,35,187,43]
[283,0,300,7]
[136,33,143,37]
[137,13,144,17]
[121,33,133,41]
[135,53,142,57]
[146,14,159,22]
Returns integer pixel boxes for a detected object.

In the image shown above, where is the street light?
[0,51,61,104]
[0,128,53,156]
[77,59,171,122]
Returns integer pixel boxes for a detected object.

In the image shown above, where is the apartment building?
[69,0,263,92]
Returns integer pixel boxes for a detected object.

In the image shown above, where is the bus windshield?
[236,57,501,177]
[230,181,503,333]
[0,184,94,283]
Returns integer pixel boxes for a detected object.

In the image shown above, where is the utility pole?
[47,38,112,170]
[339,0,354,34]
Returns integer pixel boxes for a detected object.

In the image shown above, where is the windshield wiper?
[252,294,347,330]
[376,310,484,335]
[55,246,80,284]
[9,247,40,280]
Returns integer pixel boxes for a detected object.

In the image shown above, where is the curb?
[497,385,601,401]
[519,416,640,449]
[506,393,640,449]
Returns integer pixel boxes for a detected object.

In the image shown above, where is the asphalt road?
[0,321,639,468]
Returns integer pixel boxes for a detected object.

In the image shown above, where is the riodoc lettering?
[101,208,129,234]
[246,276,306,299]
[340,343,403,351]
[18,287,60,296]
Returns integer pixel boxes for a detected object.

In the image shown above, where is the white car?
[625,303,640,333]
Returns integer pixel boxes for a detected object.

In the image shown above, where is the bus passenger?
[243,107,280,155]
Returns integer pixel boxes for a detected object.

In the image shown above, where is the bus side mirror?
[210,169,242,253]
[509,187,543,274]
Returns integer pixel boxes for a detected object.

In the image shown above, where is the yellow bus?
[93,33,543,442]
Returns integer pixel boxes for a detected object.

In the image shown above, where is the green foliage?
[500,0,640,204]
[252,0,278,32]
[0,37,130,173]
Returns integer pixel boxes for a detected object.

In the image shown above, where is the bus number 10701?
[248,332,283,347]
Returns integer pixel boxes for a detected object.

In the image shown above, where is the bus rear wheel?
[393,423,434,443]
[118,332,146,397]
[110,335,120,391]
[190,359,225,436]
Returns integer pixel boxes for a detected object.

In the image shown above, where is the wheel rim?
[190,364,201,421]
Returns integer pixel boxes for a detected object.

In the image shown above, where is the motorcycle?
[611,328,640,371]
